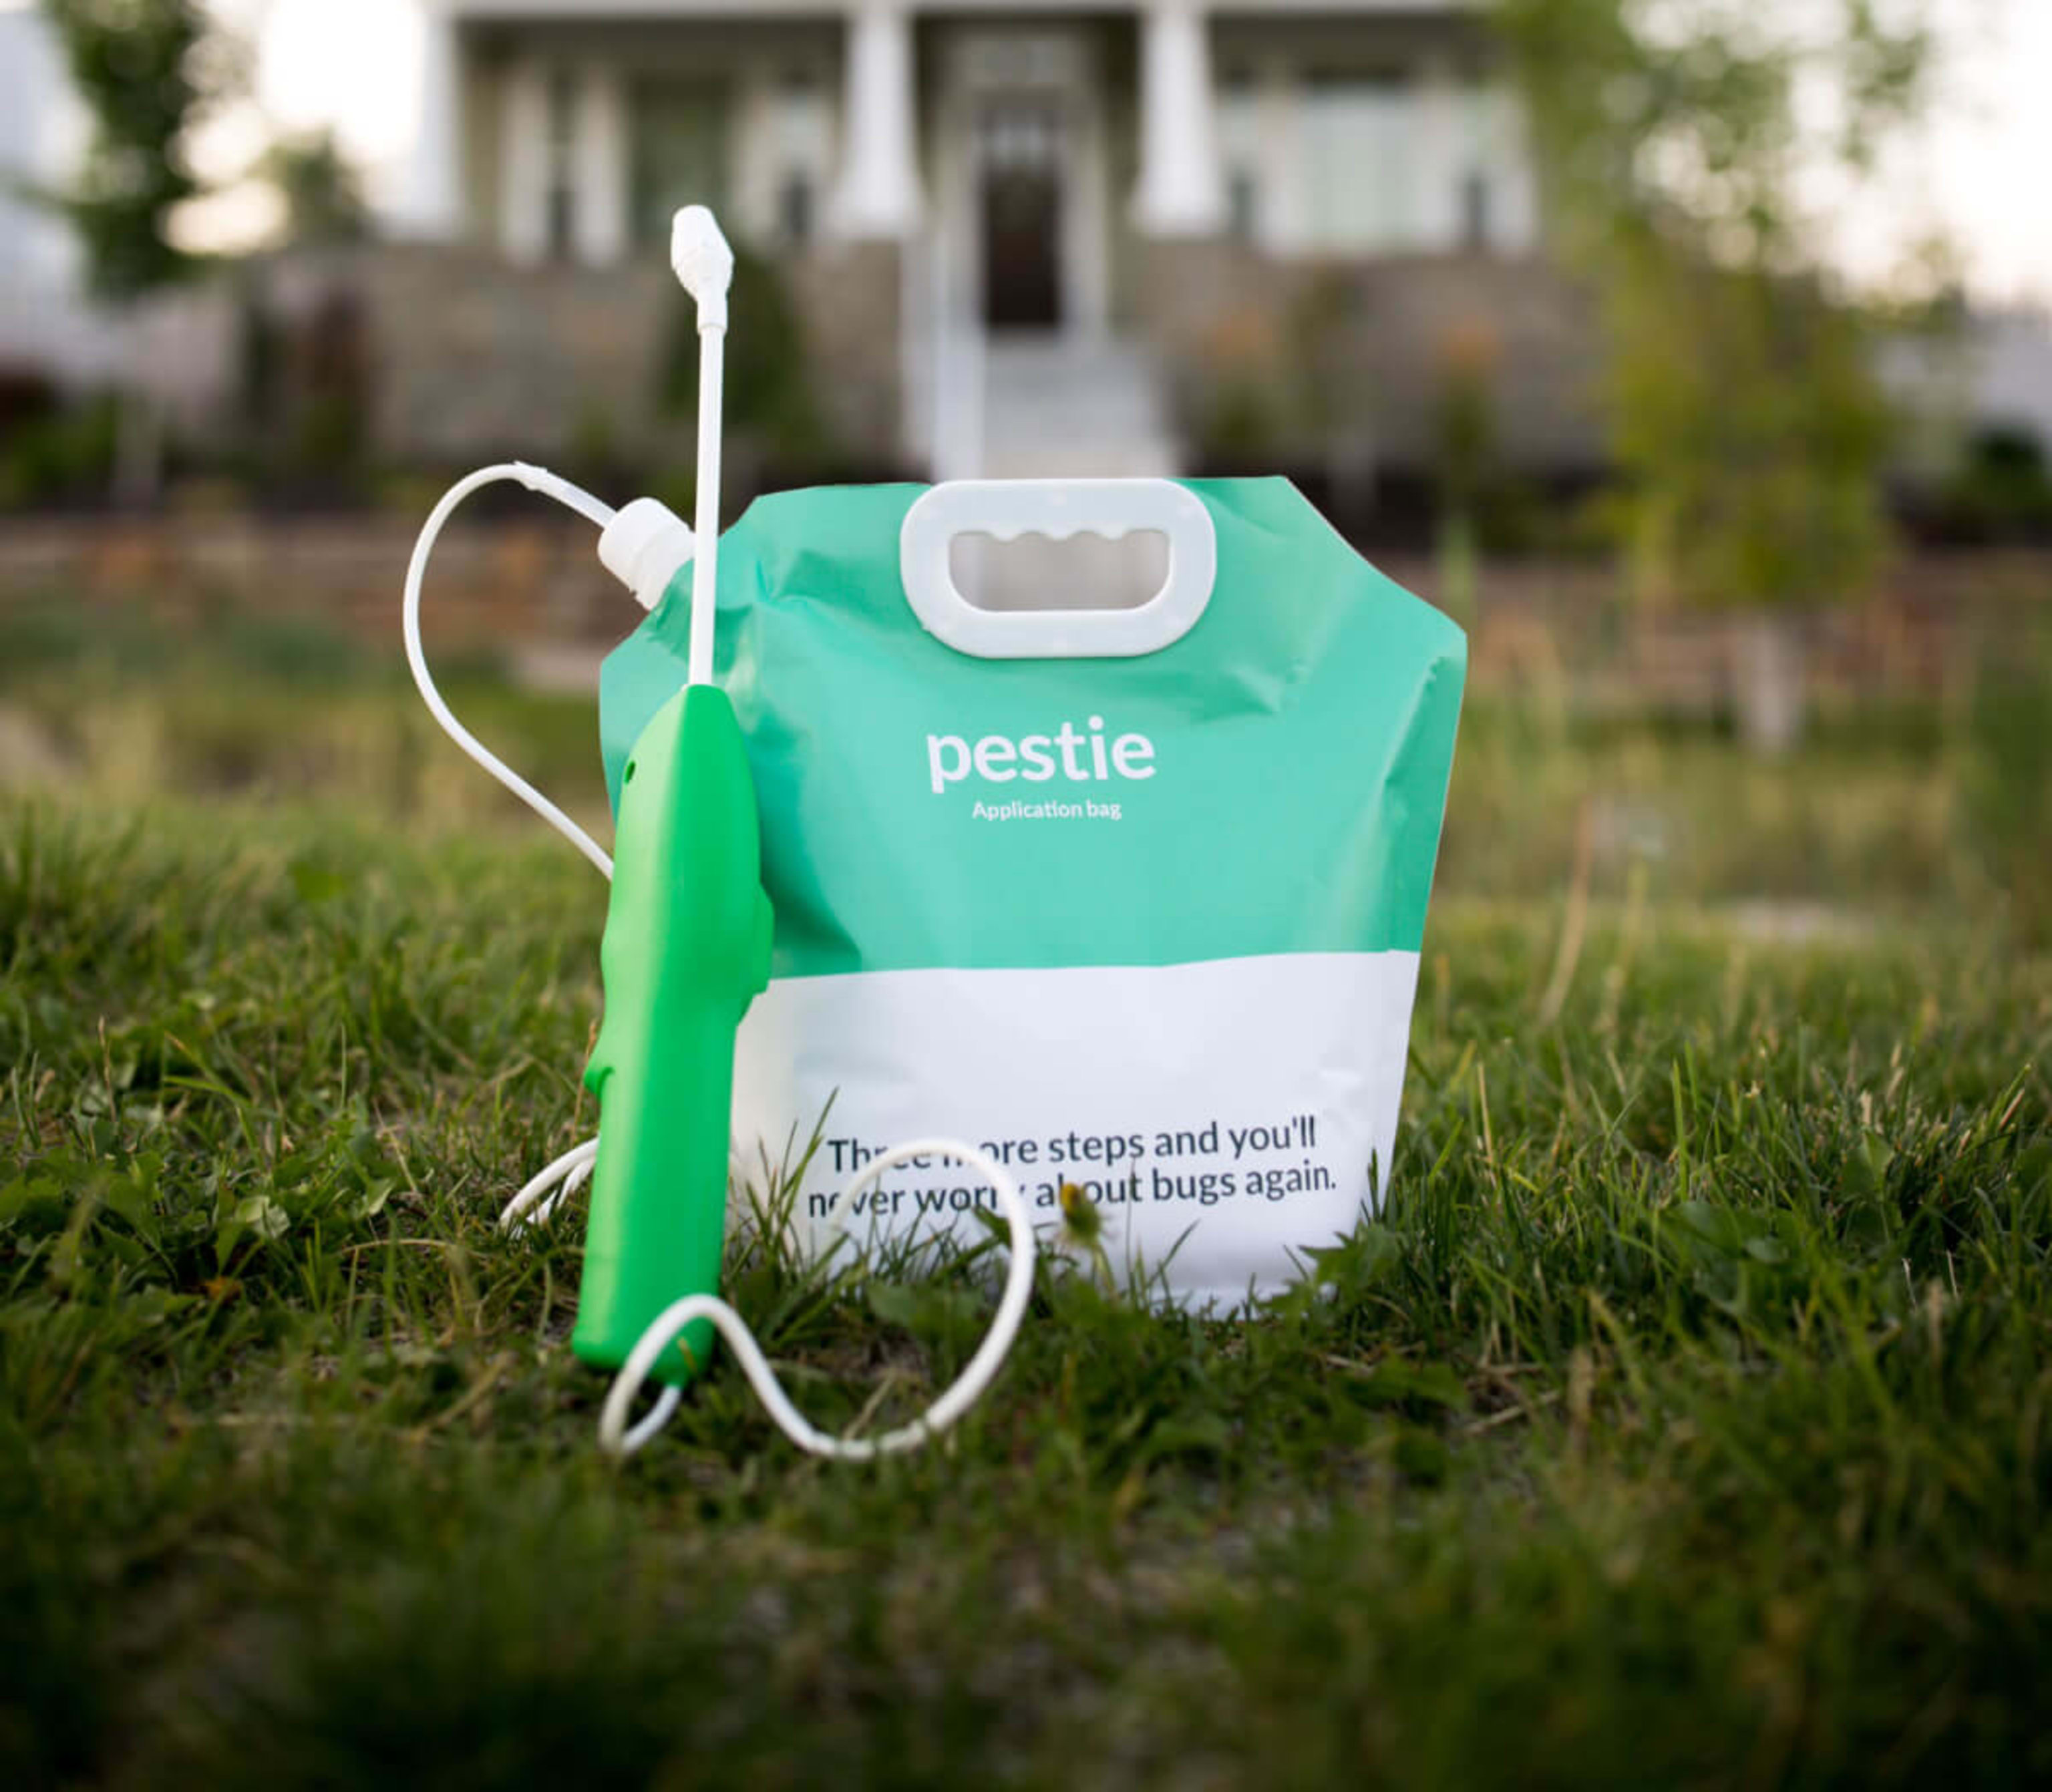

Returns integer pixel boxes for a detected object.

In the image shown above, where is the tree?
[38,0,222,298]
[262,130,372,248]
[1494,0,1938,746]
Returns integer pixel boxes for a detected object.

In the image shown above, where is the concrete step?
[977,331,1182,478]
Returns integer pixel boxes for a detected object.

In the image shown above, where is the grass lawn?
[3,602,2050,1787]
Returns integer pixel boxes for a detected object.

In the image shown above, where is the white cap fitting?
[598,496,695,612]
[671,204,733,330]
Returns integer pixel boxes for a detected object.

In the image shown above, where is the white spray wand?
[672,204,732,688]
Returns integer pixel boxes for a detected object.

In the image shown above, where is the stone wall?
[347,246,683,463]
[0,512,621,650]
[784,241,903,458]
[1134,241,1605,478]
[123,239,906,473]
[110,234,1608,486]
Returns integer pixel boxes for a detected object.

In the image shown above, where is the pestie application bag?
[598,477,1465,1308]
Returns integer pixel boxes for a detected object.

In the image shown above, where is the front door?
[979,98,1063,330]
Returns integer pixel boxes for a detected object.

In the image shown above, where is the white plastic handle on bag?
[898,477,1217,660]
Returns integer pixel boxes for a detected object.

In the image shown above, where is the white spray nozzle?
[671,205,733,331]
[671,204,731,686]
[598,497,695,612]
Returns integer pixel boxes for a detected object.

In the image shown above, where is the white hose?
[401,461,619,878]
[596,1140,1035,1460]
[501,1135,598,1230]
[405,464,1038,1464]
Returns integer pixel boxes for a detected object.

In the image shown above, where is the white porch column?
[572,64,630,264]
[835,1,922,238]
[1133,0,1224,236]
[397,1,463,238]
[499,60,551,262]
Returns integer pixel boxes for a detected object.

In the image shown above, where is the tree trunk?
[113,391,164,510]
[1732,612,1808,755]
[1436,509,1478,629]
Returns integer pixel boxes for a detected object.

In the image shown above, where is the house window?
[779,173,814,246]
[1299,71,1419,252]
[774,71,831,248]
[1218,68,1261,246]
[545,66,577,260]
[629,76,727,249]
[1461,170,1491,249]
[1458,79,1526,253]
[1227,169,1259,244]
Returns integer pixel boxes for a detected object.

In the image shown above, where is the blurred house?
[0,1,1606,502]
[17,0,2035,520]
[1888,307,2052,460]
[395,0,1579,484]
[0,3,120,391]
[0,2,233,471]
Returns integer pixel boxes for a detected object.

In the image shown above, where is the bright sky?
[1831,0,2052,307]
[8,0,2052,305]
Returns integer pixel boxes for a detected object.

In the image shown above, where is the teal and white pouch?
[599,476,1465,1309]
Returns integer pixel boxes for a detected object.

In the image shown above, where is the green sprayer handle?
[573,683,773,1386]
